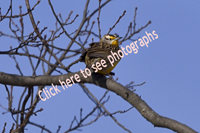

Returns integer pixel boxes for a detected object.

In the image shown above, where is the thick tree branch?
[0,72,197,133]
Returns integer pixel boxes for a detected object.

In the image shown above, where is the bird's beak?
[114,37,122,41]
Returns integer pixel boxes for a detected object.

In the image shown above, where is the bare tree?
[0,0,197,133]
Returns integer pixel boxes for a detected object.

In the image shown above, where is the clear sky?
[0,0,200,133]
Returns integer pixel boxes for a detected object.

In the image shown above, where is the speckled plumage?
[80,34,121,75]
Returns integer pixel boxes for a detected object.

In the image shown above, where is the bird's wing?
[89,42,99,47]
[80,42,100,62]
[86,47,111,59]
[80,42,119,63]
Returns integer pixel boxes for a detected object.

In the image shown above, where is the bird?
[80,34,122,75]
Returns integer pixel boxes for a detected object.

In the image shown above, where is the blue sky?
[0,0,200,133]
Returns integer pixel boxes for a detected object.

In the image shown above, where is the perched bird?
[80,34,122,75]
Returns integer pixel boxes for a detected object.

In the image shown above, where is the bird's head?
[100,34,122,46]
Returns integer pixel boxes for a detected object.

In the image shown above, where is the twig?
[5,85,13,112]
[56,125,61,133]
[6,51,67,70]
[28,121,51,133]
[16,87,27,128]
[9,123,15,133]
[79,83,131,133]
[110,107,134,115]
[83,21,95,46]
[121,7,151,42]
[65,11,73,23]
[121,20,151,42]
[97,0,102,39]
[65,57,82,71]
[88,0,111,19]
[64,14,79,25]
[20,87,31,131]
[32,108,43,116]
[133,7,137,32]
[65,104,105,133]
[2,122,7,133]
[107,10,126,34]
[0,5,11,21]
[9,52,23,75]
[0,0,40,19]
[48,0,86,50]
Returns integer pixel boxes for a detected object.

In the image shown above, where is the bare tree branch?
[28,121,51,133]
[0,1,197,133]
[0,72,197,133]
